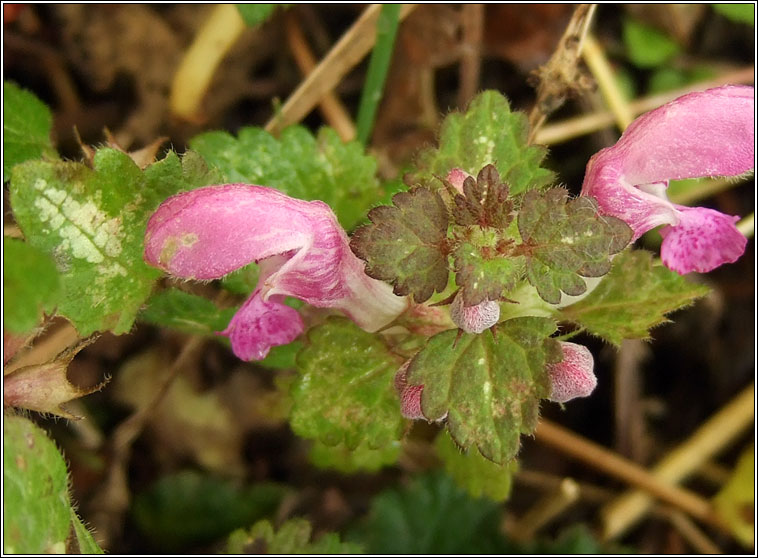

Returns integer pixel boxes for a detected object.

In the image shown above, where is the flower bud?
[547,342,597,403]
[394,360,424,420]
[450,292,500,334]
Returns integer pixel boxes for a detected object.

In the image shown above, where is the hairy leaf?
[407,90,554,195]
[227,518,362,554]
[69,511,104,554]
[518,189,632,304]
[9,149,216,335]
[3,237,61,333]
[436,431,516,502]
[350,187,450,302]
[560,250,710,345]
[453,238,523,306]
[407,317,561,464]
[190,125,383,230]
[291,317,404,449]
[3,81,57,182]
[3,416,101,554]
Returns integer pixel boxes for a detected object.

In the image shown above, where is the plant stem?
[598,383,754,540]
[355,4,402,145]
[582,33,635,130]
[535,418,726,530]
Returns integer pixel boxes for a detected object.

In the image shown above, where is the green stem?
[355,4,401,146]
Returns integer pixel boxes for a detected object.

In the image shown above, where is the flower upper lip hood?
[581,85,754,274]
[144,184,408,360]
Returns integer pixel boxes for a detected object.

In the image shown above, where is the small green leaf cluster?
[352,164,632,309]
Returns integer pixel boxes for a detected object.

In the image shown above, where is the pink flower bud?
[547,342,597,403]
[394,360,425,420]
[449,291,500,334]
[581,85,754,274]
[446,168,471,193]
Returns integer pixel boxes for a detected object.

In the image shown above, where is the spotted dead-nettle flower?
[581,85,754,274]
[144,184,408,361]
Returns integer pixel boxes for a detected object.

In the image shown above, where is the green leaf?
[713,445,754,547]
[309,439,402,473]
[291,317,404,449]
[3,416,72,554]
[407,317,560,464]
[3,237,62,333]
[350,187,450,302]
[226,518,363,554]
[139,288,237,335]
[69,512,104,554]
[349,472,504,554]
[435,431,516,502]
[131,470,285,552]
[623,18,681,68]
[453,236,523,306]
[713,4,755,25]
[560,250,710,346]
[517,188,632,304]
[9,149,215,335]
[190,125,384,230]
[236,4,280,26]
[407,90,554,195]
[3,81,57,182]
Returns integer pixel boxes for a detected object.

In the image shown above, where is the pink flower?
[144,184,408,360]
[581,85,754,274]
[547,342,597,404]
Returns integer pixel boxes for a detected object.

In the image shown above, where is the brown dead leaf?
[3,336,105,419]
[113,349,246,476]
[75,127,167,170]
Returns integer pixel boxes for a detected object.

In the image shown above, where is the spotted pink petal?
[547,342,597,404]
[145,184,408,360]
[219,289,303,361]
[660,206,747,274]
[581,85,754,273]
